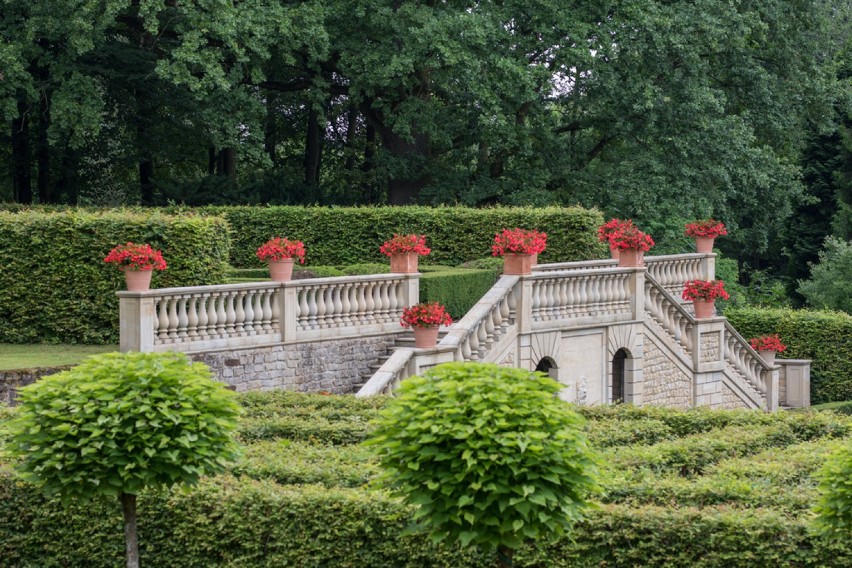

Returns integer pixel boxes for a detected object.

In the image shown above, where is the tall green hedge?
[191,205,605,268]
[0,210,230,344]
[419,267,498,320]
[724,307,852,404]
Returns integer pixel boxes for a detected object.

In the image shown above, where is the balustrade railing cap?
[116,280,283,297]
[284,273,410,287]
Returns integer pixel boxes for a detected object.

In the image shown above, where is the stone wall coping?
[777,359,813,364]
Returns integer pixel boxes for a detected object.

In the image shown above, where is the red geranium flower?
[685,219,728,239]
[749,334,787,353]
[380,234,431,256]
[492,228,547,256]
[681,280,730,301]
[104,242,167,271]
[400,302,453,328]
[256,237,306,264]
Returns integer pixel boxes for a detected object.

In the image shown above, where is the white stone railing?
[533,259,616,272]
[644,253,713,297]
[440,276,520,361]
[119,274,417,352]
[356,348,417,397]
[644,276,695,355]
[723,321,773,400]
[527,268,636,328]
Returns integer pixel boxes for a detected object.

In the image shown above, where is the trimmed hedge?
[724,307,852,403]
[192,205,606,268]
[0,210,231,344]
[419,267,498,320]
[1,473,851,567]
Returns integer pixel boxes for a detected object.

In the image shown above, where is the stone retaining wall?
[0,366,72,406]
[191,334,400,394]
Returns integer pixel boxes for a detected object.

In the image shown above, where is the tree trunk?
[37,92,51,203]
[56,148,79,205]
[208,147,217,175]
[304,106,322,202]
[217,147,236,178]
[497,545,514,568]
[11,97,32,204]
[382,129,430,205]
[120,493,139,568]
[139,159,154,205]
[264,92,278,166]
[362,123,376,203]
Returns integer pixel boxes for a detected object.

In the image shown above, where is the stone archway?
[612,348,628,403]
[535,356,558,380]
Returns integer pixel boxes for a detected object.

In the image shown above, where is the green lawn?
[0,344,118,370]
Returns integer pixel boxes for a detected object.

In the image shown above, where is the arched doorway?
[612,349,628,404]
[535,357,557,380]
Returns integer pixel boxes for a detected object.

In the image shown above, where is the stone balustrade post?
[280,285,297,342]
[400,273,420,307]
[778,360,811,408]
[118,292,156,352]
[515,276,534,333]
[629,267,645,321]
[764,367,779,412]
[700,253,716,282]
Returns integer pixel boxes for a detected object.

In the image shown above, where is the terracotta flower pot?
[390,252,419,273]
[757,350,777,367]
[268,259,295,282]
[412,326,440,348]
[610,245,620,260]
[693,299,716,319]
[502,253,533,275]
[124,268,153,291]
[617,248,644,267]
[695,237,715,254]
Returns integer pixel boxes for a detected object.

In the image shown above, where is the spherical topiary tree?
[815,442,852,535]
[8,352,240,568]
[365,362,599,567]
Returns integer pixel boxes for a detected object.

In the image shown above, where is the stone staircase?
[349,331,448,393]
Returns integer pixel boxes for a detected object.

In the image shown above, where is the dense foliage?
[195,205,605,268]
[815,443,852,535]
[1,392,851,566]
[797,237,852,314]
[0,209,230,344]
[365,364,599,564]
[724,307,852,403]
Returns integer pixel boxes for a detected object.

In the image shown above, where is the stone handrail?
[644,276,694,355]
[285,274,417,341]
[723,321,772,398]
[118,273,417,352]
[439,275,520,361]
[644,253,712,297]
[527,268,635,327]
[533,259,617,272]
[356,348,416,397]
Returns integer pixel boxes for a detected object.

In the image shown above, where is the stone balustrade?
[528,268,637,329]
[645,277,695,355]
[119,274,418,353]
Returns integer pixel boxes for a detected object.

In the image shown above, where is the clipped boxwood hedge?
[191,205,605,268]
[419,267,498,320]
[0,210,230,344]
[724,308,852,404]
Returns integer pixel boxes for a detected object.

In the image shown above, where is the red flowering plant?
[256,237,306,264]
[598,218,633,244]
[685,219,728,238]
[491,228,547,256]
[380,234,431,256]
[400,302,453,328]
[608,224,655,252]
[681,280,730,301]
[749,334,787,353]
[103,242,167,271]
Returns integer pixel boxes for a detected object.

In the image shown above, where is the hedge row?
[419,266,498,320]
[190,205,606,268]
[724,307,852,403]
[1,472,851,567]
[0,210,231,344]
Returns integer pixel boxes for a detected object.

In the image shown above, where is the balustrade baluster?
[176,297,189,338]
[156,299,168,341]
[365,282,376,320]
[166,298,179,340]
[215,294,227,337]
[531,281,542,321]
[244,291,256,335]
[306,287,319,329]
[270,290,280,330]
[355,284,368,324]
[388,281,400,323]
[338,284,352,325]
[233,292,246,335]
[187,297,199,338]
[197,297,209,339]
[379,282,391,323]
[223,294,236,335]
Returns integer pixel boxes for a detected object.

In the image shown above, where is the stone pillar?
[118,292,156,352]
[281,285,297,342]
[700,253,716,281]
[764,367,779,412]
[628,267,645,321]
[515,277,534,334]
[692,317,725,407]
[778,360,811,408]
[400,273,420,307]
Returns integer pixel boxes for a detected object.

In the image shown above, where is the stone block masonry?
[192,334,400,394]
[0,366,72,406]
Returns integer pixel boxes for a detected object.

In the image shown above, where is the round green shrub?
[815,443,852,535]
[364,362,599,565]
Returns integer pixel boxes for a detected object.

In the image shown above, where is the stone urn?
[390,252,419,273]
[618,249,644,267]
[268,259,295,282]
[502,253,533,275]
[412,326,440,348]
[124,269,153,292]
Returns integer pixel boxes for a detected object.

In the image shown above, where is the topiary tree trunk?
[121,493,139,568]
